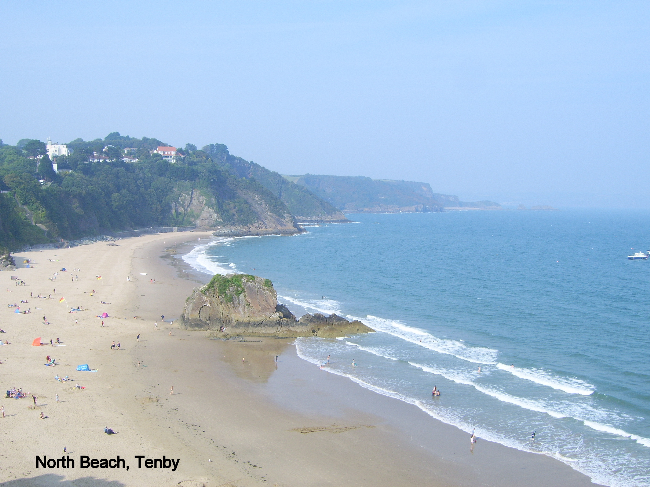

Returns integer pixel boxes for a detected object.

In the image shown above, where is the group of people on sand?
[6,387,28,398]
[110,341,121,350]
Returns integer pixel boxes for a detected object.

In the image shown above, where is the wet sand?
[0,232,602,486]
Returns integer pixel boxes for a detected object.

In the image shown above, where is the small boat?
[627,252,648,260]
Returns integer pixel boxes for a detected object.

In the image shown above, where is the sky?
[1,1,648,209]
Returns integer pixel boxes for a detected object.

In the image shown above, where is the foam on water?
[182,238,236,275]
[411,362,623,424]
[496,363,595,395]
[278,294,342,316]
[345,341,399,360]
[583,421,650,448]
[357,315,498,364]
[408,361,476,387]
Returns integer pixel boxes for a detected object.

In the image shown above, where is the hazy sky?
[1,1,648,208]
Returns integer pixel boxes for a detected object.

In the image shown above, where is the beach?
[0,231,601,487]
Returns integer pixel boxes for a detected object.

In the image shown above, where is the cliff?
[285,175,501,212]
[203,146,348,223]
[180,274,373,338]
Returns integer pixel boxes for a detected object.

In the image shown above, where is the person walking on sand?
[55,394,59,403]
[137,334,140,342]
[1,405,4,418]
[170,386,173,395]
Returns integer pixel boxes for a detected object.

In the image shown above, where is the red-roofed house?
[153,146,178,162]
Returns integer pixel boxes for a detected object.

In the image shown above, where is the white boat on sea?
[627,252,648,260]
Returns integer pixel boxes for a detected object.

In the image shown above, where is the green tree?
[23,140,47,158]
[38,155,57,181]
[105,146,122,161]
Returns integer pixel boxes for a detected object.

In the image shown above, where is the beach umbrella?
[101,312,109,318]
[32,337,41,346]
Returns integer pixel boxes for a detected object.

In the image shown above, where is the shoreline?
[0,231,602,486]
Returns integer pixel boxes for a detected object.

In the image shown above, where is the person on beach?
[531,431,536,441]
[55,394,59,403]
[40,411,45,419]
[352,359,356,367]
[137,334,140,342]
[470,429,477,444]
[432,386,440,396]
[170,386,173,395]
[1,405,4,418]
[327,354,330,364]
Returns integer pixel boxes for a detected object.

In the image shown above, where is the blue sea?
[183,210,650,487]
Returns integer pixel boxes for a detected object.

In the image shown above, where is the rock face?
[297,313,373,338]
[0,253,15,270]
[180,274,373,338]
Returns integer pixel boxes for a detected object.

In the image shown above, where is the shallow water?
[183,210,650,487]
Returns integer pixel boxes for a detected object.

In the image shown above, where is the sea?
[182,210,650,487]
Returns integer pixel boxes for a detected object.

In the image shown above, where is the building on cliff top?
[153,146,180,162]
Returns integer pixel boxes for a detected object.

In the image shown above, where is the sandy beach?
[0,232,602,487]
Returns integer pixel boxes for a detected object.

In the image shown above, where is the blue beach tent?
[76,364,90,371]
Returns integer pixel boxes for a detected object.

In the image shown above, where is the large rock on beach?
[180,274,373,338]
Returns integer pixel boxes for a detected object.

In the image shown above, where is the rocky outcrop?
[180,274,373,338]
[297,313,373,338]
[0,252,15,270]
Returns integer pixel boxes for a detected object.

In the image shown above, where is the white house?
[153,146,178,162]
[46,138,69,159]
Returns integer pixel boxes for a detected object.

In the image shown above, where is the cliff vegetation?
[0,134,346,251]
